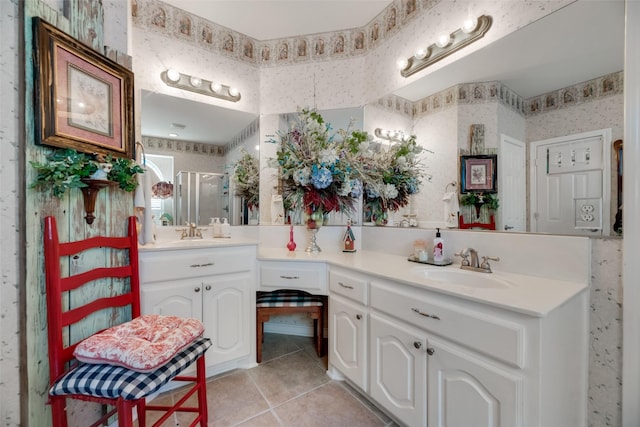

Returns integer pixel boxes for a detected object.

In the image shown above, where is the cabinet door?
[370,313,428,427]
[329,295,367,391]
[141,279,203,320]
[203,273,251,365]
[427,337,523,427]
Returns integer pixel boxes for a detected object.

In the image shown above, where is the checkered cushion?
[50,337,211,400]
[256,290,323,308]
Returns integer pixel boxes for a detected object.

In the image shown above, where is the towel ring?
[136,141,146,166]
[445,181,457,192]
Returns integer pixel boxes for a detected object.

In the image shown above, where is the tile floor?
[144,333,398,427]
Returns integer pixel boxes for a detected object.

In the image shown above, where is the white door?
[204,273,251,365]
[530,129,611,236]
[499,135,526,232]
[329,295,368,390]
[141,279,203,320]
[427,337,522,427]
[370,313,428,427]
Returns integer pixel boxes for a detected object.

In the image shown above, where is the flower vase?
[305,207,323,253]
[371,209,388,226]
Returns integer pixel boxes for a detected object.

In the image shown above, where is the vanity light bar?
[400,15,492,78]
[160,70,241,102]
[374,128,410,143]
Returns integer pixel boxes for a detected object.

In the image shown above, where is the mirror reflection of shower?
[175,171,230,226]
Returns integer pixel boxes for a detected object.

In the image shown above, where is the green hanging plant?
[30,148,144,199]
[460,192,499,210]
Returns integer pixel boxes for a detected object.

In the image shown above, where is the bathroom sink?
[158,239,222,247]
[412,268,512,289]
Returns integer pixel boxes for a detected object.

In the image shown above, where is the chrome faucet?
[454,248,499,273]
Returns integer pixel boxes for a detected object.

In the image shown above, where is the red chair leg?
[196,356,208,426]
[136,399,146,426]
[50,396,69,427]
[117,399,134,427]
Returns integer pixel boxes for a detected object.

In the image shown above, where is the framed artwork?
[33,17,134,158]
[460,155,497,193]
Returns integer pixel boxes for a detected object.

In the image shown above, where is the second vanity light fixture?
[161,69,241,102]
[374,128,411,144]
[398,15,492,77]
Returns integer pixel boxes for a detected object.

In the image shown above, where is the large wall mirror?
[141,90,259,226]
[361,0,624,236]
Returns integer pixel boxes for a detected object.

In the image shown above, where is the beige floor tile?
[261,332,303,362]
[200,370,271,426]
[274,382,387,427]
[135,393,176,426]
[236,410,283,427]
[248,350,330,406]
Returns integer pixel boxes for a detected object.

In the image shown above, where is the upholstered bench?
[256,289,324,363]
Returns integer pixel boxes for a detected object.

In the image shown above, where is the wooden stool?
[256,289,324,363]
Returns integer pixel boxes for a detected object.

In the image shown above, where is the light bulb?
[436,34,451,48]
[210,82,222,92]
[397,58,408,70]
[462,17,478,33]
[166,69,181,82]
[228,87,239,97]
[189,76,202,87]
[414,48,427,60]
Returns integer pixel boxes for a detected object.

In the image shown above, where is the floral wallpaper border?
[143,117,260,156]
[132,0,441,67]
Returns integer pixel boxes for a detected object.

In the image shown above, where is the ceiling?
[142,0,624,144]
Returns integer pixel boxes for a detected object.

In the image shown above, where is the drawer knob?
[356,314,362,320]
[411,307,441,320]
[338,282,354,289]
[194,287,201,293]
[413,341,422,349]
[427,347,435,356]
[205,285,212,291]
[280,275,300,280]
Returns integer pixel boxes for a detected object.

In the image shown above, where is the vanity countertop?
[139,237,259,252]
[258,247,588,318]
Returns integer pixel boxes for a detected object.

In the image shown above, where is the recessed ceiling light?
[169,133,178,137]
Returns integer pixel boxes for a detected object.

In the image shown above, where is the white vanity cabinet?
[328,268,369,391]
[139,245,257,374]
[327,266,588,427]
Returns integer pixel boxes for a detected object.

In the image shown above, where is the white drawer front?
[370,280,525,368]
[140,247,254,283]
[260,261,327,294]
[329,269,368,305]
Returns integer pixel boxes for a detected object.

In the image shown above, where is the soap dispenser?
[212,218,222,238]
[221,218,231,238]
[433,228,444,262]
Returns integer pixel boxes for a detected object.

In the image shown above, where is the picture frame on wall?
[460,154,497,193]
[33,17,134,158]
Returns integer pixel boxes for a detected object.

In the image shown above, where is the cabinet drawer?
[140,247,254,283]
[260,261,327,294]
[329,268,368,305]
[370,280,525,368]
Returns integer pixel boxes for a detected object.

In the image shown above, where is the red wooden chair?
[44,216,210,427]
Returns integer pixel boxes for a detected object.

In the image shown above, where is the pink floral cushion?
[73,315,204,372]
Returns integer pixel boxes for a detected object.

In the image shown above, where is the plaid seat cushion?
[257,289,323,308]
[50,337,211,400]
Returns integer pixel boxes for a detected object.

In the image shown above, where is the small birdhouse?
[343,219,356,252]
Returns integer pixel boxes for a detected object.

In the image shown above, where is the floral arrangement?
[233,149,260,210]
[359,135,425,225]
[272,108,366,228]
[460,192,499,210]
[30,148,144,198]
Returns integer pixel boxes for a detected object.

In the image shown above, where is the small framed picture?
[33,17,134,158]
[460,155,497,193]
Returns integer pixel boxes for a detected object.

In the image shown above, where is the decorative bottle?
[287,225,297,251]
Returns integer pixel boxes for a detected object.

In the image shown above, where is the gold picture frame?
[33,17,134,158]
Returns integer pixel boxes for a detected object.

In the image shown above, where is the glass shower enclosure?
[175,171,229,226]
